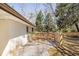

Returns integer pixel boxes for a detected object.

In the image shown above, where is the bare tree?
[43,3,57,31]
[19,4,27,16]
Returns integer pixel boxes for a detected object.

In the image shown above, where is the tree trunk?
[75,23,79,32]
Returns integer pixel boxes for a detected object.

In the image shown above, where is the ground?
[15,40,61,56]
[2,35,79,56]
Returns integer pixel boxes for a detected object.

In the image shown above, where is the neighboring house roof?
[0,3,35,27]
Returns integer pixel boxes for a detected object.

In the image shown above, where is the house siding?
[0,19,29,55]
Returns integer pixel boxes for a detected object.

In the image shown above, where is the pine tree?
[44,13,56,32]
[35,11,44,32]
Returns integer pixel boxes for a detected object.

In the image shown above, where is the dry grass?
[9,44,23,56]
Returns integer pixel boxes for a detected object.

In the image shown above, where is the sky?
[8,3,56,24]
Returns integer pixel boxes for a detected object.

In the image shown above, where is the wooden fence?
[30,32,79,56]
[30,32,79,42]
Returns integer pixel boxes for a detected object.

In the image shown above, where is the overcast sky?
[8,3,56,24]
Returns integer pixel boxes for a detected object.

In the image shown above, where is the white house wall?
[0,19,28,56]
[0,9,33,55]
[0,19,11,55]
